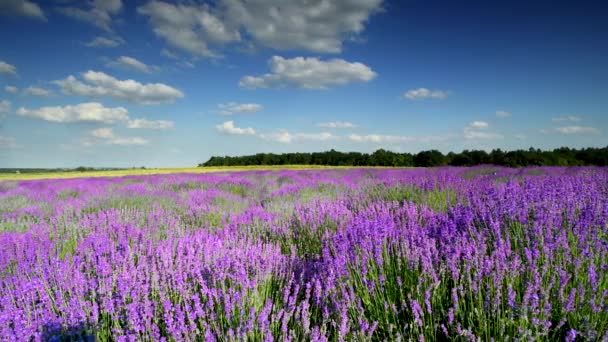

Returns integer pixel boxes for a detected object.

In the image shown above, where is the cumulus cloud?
[4,86,18,94]
[463,121,502,140]
[240,56,376,90]
[90,127,148,145]
[403,88,450,100]
[59,0,122,32]
[17,102,129,123]
[108,56,157,73]
[258,131,338,144]
[127,118,174,129]
[137,0,382,56]
[0,61,17,76]
[85,36,124,48]
[220,0,383,53]
[552,116,582,123]
[54,70,183,105]
[496,110,511,118]
[317,121,357,129]
[555,126,600,135]
[23,86,53,97]
[217,102,262,115]
[215,120,255,135]
[0,0,46,20]
[137,1,240,57]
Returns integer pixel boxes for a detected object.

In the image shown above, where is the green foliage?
[199,146,608,168]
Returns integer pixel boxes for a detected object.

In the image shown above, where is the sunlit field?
[1,167,607,341]
[0,165,360,181]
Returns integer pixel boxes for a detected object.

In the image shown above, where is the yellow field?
[0,165,363,181]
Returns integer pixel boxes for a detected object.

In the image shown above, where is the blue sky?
[0,0,607,167]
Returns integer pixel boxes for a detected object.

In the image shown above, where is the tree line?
[199,147,608,167]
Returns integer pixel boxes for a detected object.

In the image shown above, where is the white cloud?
[514,134,526,140]
[216,120,255,135]
[403,88,449,100]
[0,0,46,20]
[54,70,183,105]
[17,102,129,123]
[552,116,582,123]
[4,86,18,93]
[259,131,338,143]
[59,0,123,32]
[0,135,17,149]
[555,126,600,135]
[138,0,382,56]
[127,118,174,129]
[0,100,10,120]
[161,48,179,59]
[23,86,53,97]
[108,56,156,73]
[496,110,511,118]
[240,56,376,89]
[90,127,148,145]
[91,127,115,139]
[463,121,502,140]
[138,1,240,57]
[317,121,357,129]
[349,134,414,143]
[217,102,262,115]
[0,61,17,76]
[221,0,383,53]
[85,36,124,48]
[469,121,489,129]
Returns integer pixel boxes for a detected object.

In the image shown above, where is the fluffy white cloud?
[555,126,600,135]
[240,56,376,89]
[86,36,124,48]
[217,102,263,115]
[59,0,122,32]
[496,110,511,118]
[317,121,357,129]
[108,56,156,73]
[54,70,183,105]
[0,0,46,20]
[349,134,413,143]
[17,102,129,123]
[0,61,17,76]
[221,0,383,53]
[90,127,148,145]
[216,120,256,135]
[469,121,489,129]
[23,86,53,97]
[552,116,582,123]
[138,0,382,56]
[127,118,174,129]
[260,131,338,143]
[463,121,502,140]
[403,88,450,100]
[4,86,18,93]
[138,1,240,57]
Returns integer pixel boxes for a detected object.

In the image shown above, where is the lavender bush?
[0,167,606,341]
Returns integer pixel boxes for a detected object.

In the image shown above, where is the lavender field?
[0,167,607,341]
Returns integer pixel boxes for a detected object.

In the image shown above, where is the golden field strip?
[0,165,369,181]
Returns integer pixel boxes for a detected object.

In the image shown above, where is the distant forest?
[200,147,608,167]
